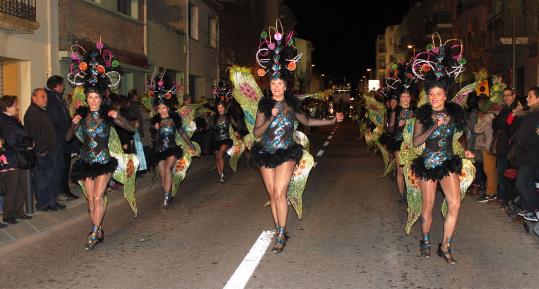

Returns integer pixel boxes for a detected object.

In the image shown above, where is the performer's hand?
[72,115,82,125]
[464,150,475,159]
[271,107,279,117]
[435,116,449,127]
[235,132,242,140]
[398,120,406,127]
[335,112,344,123]
[108,110,118,119]
[154,123,160,130]
[188,147,196,155]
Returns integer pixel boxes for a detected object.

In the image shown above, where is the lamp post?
[407,44,416,60]
[366,68,372,91]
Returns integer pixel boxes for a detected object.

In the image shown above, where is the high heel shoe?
[85,226,100,251]
[420,233,431,258]
[437,243,456,264]
[272,227,287,253]
[218,172,225,184]
[163,192,172,209]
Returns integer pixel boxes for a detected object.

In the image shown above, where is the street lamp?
[407,44,416,59]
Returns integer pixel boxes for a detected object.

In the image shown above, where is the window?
[189,4,199,40]
[209,17,218,49]
[116,0,138,18]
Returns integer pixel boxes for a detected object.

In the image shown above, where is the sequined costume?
[252,94,336,168]
[69,107,134,181]
[411,102,472,181]
[210,115,234,151]
[152,112,192,162]
[387,106,415,152]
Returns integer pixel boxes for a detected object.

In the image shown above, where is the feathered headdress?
[385,62,418,100]
[212,79,232,107]
[256,19,302,82]
[145,68,179,109]
[411,32,467,92]
[67,38,121,94]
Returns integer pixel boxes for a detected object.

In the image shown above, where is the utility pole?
[512,0,516,92]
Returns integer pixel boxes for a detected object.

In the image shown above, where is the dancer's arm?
[253,111,274,138]
[177,126,196,151]
[112,114,135,133]
[294,112,336,127]
[387,111,397,133]
[66,115,82,141]
[412,120,439,148]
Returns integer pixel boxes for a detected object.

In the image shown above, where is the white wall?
[0,0,59,118]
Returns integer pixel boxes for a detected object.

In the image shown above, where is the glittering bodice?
[261,107,295,153]
[156,117,178,152]
[395,108,414,141]
[213,115,230,141]
[80,111,112,164]
[421,111,456,168]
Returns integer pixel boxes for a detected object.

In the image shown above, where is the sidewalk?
[0,155,216,247]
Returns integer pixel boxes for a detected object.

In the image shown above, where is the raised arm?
[113,114,135,132]
[294,111,336,127]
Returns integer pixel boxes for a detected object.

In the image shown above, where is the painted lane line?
[327,135,333,140]
[323,141,330,147]
[316,150,324,157]
[223,231,274,289]
[313,162,317,168]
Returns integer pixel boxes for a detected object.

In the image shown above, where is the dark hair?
[502,87,514,95]
[528,86,539,98]
[0,95,18,112]
[46,75,64,90]
[128,89,138,100]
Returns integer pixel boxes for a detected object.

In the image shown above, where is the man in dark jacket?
[45,75,76,201]
[514,87,539,221]
[24,88,64,211]
[492,88,516,202]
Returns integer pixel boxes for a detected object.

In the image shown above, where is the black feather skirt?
[153,147,184,163]
[211,138,233,152]
[71,158,118,182]
[411,155,462,181]
[251,142,304,168]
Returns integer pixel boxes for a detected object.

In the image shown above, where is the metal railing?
[0,0,36,22]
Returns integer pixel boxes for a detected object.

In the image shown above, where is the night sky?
[286,0,411,86]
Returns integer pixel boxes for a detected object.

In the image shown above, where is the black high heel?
[437,243,456,264]
[163,192,172,209]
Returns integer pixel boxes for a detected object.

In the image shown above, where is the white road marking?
[328,135,333,140]
[223,231,274,289]
[323,141,330,147]
[316,150,324,157]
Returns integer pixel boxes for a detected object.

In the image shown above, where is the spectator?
[45,75,76,201]
[0,138,8,227]
[474,96,498,202]
[0,95,34,224]
[24,88,65,211]
[492,87,517,203]
[513,87,539,221]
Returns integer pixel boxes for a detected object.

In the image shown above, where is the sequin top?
[156,117,179,153]
[260,108,295,153]
[413,107,471,169]
[421,117,457,168]
[67,109,134,165]
[395,107,415,142]
[80,111,112,164]
[212,115,231,142]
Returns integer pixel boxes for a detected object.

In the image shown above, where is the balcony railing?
[0,0,36,22]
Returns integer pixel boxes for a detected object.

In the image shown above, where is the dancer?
[252,20,344,253]
[66,41,135,250]
[149,72,196,208]
[410,36,474,264]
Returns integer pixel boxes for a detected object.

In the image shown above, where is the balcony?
[0,0,39,33]
[487,12,528,47]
